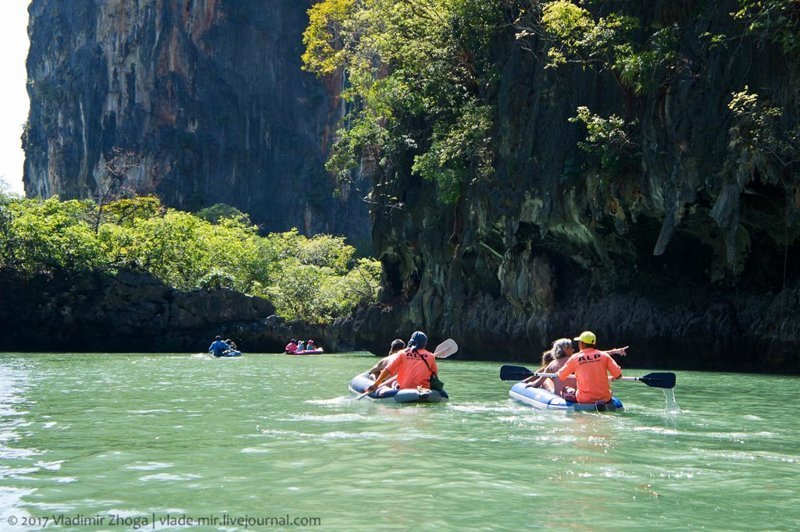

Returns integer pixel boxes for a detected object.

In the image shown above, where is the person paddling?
[368,338,406,379]
[285,339,298,354]
[366,331,437,394]
[557,331,622,403]
[208,335,229,357]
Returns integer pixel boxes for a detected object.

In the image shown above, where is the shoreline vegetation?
[0,193,380,326]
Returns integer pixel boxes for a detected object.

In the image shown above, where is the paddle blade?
[640,372,676,389]
[433,338,458,358]
[500,365,534,381]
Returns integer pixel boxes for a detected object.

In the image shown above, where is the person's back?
[285,341,297,354]
[557,346,621,403]
[527,338,575,393]
[543,356,574,395]
[386,347,437,389]
[209,336,228,357]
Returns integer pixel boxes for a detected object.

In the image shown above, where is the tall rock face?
[353,1,800,373]
[23,0,370,249]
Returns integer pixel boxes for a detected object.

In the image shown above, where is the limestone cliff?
[351,1,800,373]
[23,0,370,248]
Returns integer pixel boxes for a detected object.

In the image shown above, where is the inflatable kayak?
[349,372,448,403]
[290,348,324,355]
[213,350,242,358]
[509,382,622,412]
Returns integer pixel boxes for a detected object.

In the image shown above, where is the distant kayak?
[349,371,448,403]
[509,382,622,412]
[213,350,242,358]
[289,348,324,355]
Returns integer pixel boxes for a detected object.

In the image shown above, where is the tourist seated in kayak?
[366,331,437,393]
[368,338,406,379]
[523,338,576,395]
[225,339,238,351]
[305,339,320,351]
[284,339,298,354]
[209,335,230,357]
[296,340,306,352]
[557,331,622,403]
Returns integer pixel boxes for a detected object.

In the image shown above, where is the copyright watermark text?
[5,513,322,529]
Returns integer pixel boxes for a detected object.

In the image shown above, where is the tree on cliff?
[93,148,139,233]
[303,0,504,204]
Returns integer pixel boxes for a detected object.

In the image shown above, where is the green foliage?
[569,106,639,176]
[728,86,800,179]
[734,0,800,54]
[1,197,105,272]
[411,100,494,203]
[615,25,681,95]
[196,203,251,225]
[517,1,682,96]
[540,1,639,71]
[301,0,356,76]
[0,196,381,324]
[303,0,504,204]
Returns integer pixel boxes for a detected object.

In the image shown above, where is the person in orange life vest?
[284,339,298,354]
[368,338,406,379]
[557,331,622,403]
[524,338,576,395]
[366,331,437,392]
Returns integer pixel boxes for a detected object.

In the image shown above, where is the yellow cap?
[574,331,597,344]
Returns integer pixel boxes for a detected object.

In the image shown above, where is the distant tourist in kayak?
[557,331,622,403]
[523,338,576,395]
[284,339,298,354]
[296,340,306,352]
[368,338,406,379]
[209,335,230,357]
[366,331,437,393]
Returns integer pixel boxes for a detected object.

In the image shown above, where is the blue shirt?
[209,340,229,356]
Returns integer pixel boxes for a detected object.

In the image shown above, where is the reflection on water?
[0,361,37,522]
[0,353,798,530]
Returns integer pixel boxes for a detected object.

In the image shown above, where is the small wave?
[306,397,352,406]
[139,473,202,482]
[126,462,173,471]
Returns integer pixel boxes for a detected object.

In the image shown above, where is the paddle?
[356,338,458,399]
[499,364,676,389]
[432,338,458,359]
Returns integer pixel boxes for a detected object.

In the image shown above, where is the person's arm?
[605,346,628,356]
[367,368,392,392]
[524,371,547,387]
[557,357,576,381]
[607,354,623,380]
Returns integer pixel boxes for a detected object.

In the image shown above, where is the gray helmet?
[408,331,428,349]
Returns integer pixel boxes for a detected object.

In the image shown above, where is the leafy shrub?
[0,195,380,324]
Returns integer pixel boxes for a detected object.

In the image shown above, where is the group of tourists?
[522,330,626,403]
[210,328,627,405]
[283,339,320,354]
[361,329,625,405]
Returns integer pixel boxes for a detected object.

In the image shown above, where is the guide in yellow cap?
[573,331,597,345]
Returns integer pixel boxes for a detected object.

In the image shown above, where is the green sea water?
[1,352,798,530]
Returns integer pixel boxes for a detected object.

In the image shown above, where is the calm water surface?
[0,352,798,530]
